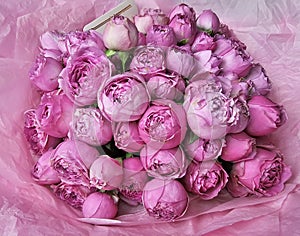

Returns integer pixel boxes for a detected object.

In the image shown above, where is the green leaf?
[189,132,199,144]
[105,49,117,57]
[118,51,130,72]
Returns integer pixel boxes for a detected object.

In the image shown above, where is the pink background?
[0,0,300,235]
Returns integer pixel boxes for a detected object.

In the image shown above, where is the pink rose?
[70,107,112,146]
[31,149,60,185]
[191,32,216,52]
[59,48,112,106]
[142,179,188,221]
[89,155,123,191]
[29,54,62,92]
[146,25,176,47]
[196,10,220,32]
[51,140,99,186]
[97,72,150,122]
[182,160,228,200]
[82,192,118,219]
[193,50,221,74]
[221,132,256,162]
[227,148,292,197]
[140,145,187,179]
[36,91,73,138]
[138,99,187,150]
[169,3,196,21]
[103,15,138,51]
[246,96,287,136]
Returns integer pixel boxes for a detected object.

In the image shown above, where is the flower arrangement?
[24,2,291,223]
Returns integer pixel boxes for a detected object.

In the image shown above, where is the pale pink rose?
[191,32,216,52]
[196,10,220,32]
[169,3,196,21]
[146,25,176,47]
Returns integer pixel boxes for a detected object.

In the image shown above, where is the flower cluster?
[25,3,291,222]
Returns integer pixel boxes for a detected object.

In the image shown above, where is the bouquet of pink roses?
[24,2,291,222]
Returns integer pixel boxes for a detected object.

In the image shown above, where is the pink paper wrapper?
[1,0,300,235]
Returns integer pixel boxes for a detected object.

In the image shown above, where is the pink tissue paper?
[0,0,300,235]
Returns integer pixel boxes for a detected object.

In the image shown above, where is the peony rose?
[169,3,196,21]
[31,149,60,185]
[134,8,169,34]
[138,99,187,150]
[89,155,123,191]
[36,91,73,138]
[227,148,292,197]
[119,157,149,206]
[226,98,249,134]
[24,109,61,155]
[59,48,112,106]
[51,140,99,186]
[29,54,62,92]
[193,50,221,74]
[112,121,144,153]
[140,145,188,180]
[142,179,188,221]
[191,32,216,53]
[182,160,228,200]
[70,107,112,146]
[196,10,220,32]
[146,25,176,47]
[146,72,185,101]
[103,15,138,51]
[97,72,150,122]
[221,132,256,162]
[246,95,287,136]
[82,192,118,219]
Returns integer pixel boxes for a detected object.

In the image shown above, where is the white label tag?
[83,0,138,33]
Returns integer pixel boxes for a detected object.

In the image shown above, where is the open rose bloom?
[2,0,300,235]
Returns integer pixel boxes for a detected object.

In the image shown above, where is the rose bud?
[24,109,61,155]
[59,48,112,106]
[103,15,138,51]
[183,131,224,162]
[31,149,60,185]
[146,25,176,47]
[191,32,216,52]
[36,91,73,138]
[112,122,144,153]
[89,155,123,191]
[221,132,256,162]
[119,157,149,206]
[246,96,287,136]
[51,183,93,210]
[130,45,166,79]
[169,3,196,21]
[134,8,169,34]
[138,99,187,150]
[29,54,62,92]
[244,64,271,96]
[97,72,150,122]
[82,192,118,219]
[196,10,220,33]
[51,140,99,186]
[182,160,228,200]
[227,148,292,197]
[168,14,197,44]
[143,179,188,221]
[140,145,187,180]
[146,72,185,101]
[70,107,112,146]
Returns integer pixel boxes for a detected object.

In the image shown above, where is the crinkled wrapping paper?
[1,0,300,235]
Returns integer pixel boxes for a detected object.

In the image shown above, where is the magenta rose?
[226,98,249,134]
[89,155,123,191]
[140,145,188,180]
[142,179,188,221]
[31,149,60,185]
[59,48,112,106]
[119,157,149,206]
[36,91,73,138]
[103,15,138,51]
[146,25,176,47]
[70,107,112,146]
[97,72,150,122]
[146,72,185,101]
[169,3,196,21]
[196,10,220,32]
[29,54,62,92]
[51,140,99,186]
[182,160,228,200]
[82,192,118,219]
[112,122,145,153]
[24,109,61,155]
[221,132,256,162]
[227,148,292,197]
[138,99,187,150]
[191,32,216,53]
[246,95,287,136]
